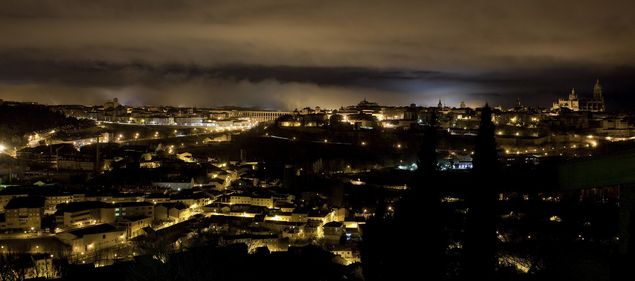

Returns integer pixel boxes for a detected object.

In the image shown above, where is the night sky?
[1,0,634,110]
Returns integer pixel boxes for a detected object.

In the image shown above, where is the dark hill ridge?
[0,102,93,146]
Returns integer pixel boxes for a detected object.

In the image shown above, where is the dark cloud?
[1,0,634,109]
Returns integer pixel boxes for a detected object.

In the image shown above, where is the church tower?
[585,79,605,112]
[568,88,577,100]
[593,79,603,101]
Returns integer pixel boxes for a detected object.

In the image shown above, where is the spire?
[569,88,577,100]
[437,99,442,108]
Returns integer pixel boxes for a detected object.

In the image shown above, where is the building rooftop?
[55,201,113,213]
[0,187,29,196]
[323,221,344,228]
[118,215,151,222]
[68,224,120,237]
[157,202,188,210]
[170,192,209,200]
[145,193,171,199]
[5,196,45,209]
[115,202,153,208]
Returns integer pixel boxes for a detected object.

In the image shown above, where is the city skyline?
[0,78,619,112]
[2,2,635,280]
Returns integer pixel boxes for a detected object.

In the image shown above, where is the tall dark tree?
[329,113,343,126]
[406,109,446,280]
[472,104,498,175]
[360,190,391,281]
[417,110,439,175]
[463,104,499,280]
[362,110,446,280]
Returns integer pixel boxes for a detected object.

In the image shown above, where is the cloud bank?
[1,0,634,109]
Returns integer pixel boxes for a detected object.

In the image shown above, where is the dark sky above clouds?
[1,0,634,110]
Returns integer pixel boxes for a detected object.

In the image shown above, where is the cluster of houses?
[0,180,364,265]
[12,142,245,190]
[52,98,279,126]
[0,188,209,245]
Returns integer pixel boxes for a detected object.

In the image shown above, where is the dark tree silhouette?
[0,253,30,281]
[398,109,445,280]
[0,103,94,147]
[361,110,446,280]
[472,104,498,175]
[329,114,343,126]
[417,110,439,174]
[360,197,391,281]
[463,104,499,280]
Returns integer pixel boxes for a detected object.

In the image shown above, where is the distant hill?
[0,103,93,146]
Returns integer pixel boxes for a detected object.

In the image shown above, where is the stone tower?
[569,88,577,100]
[593,79,603,101]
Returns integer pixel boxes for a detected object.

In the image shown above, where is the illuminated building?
[116,215,153,238]
[114,202,154,219]
[221,194,274,208]
[43,194,73,214]
[0,196,45,231]
[227,110,292,122]
[102,98,120,110]
[552,79,605,112]
[57,224,125,254]
[155,202,190,222]
[552,88,580,111]
[322,221,345,241]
